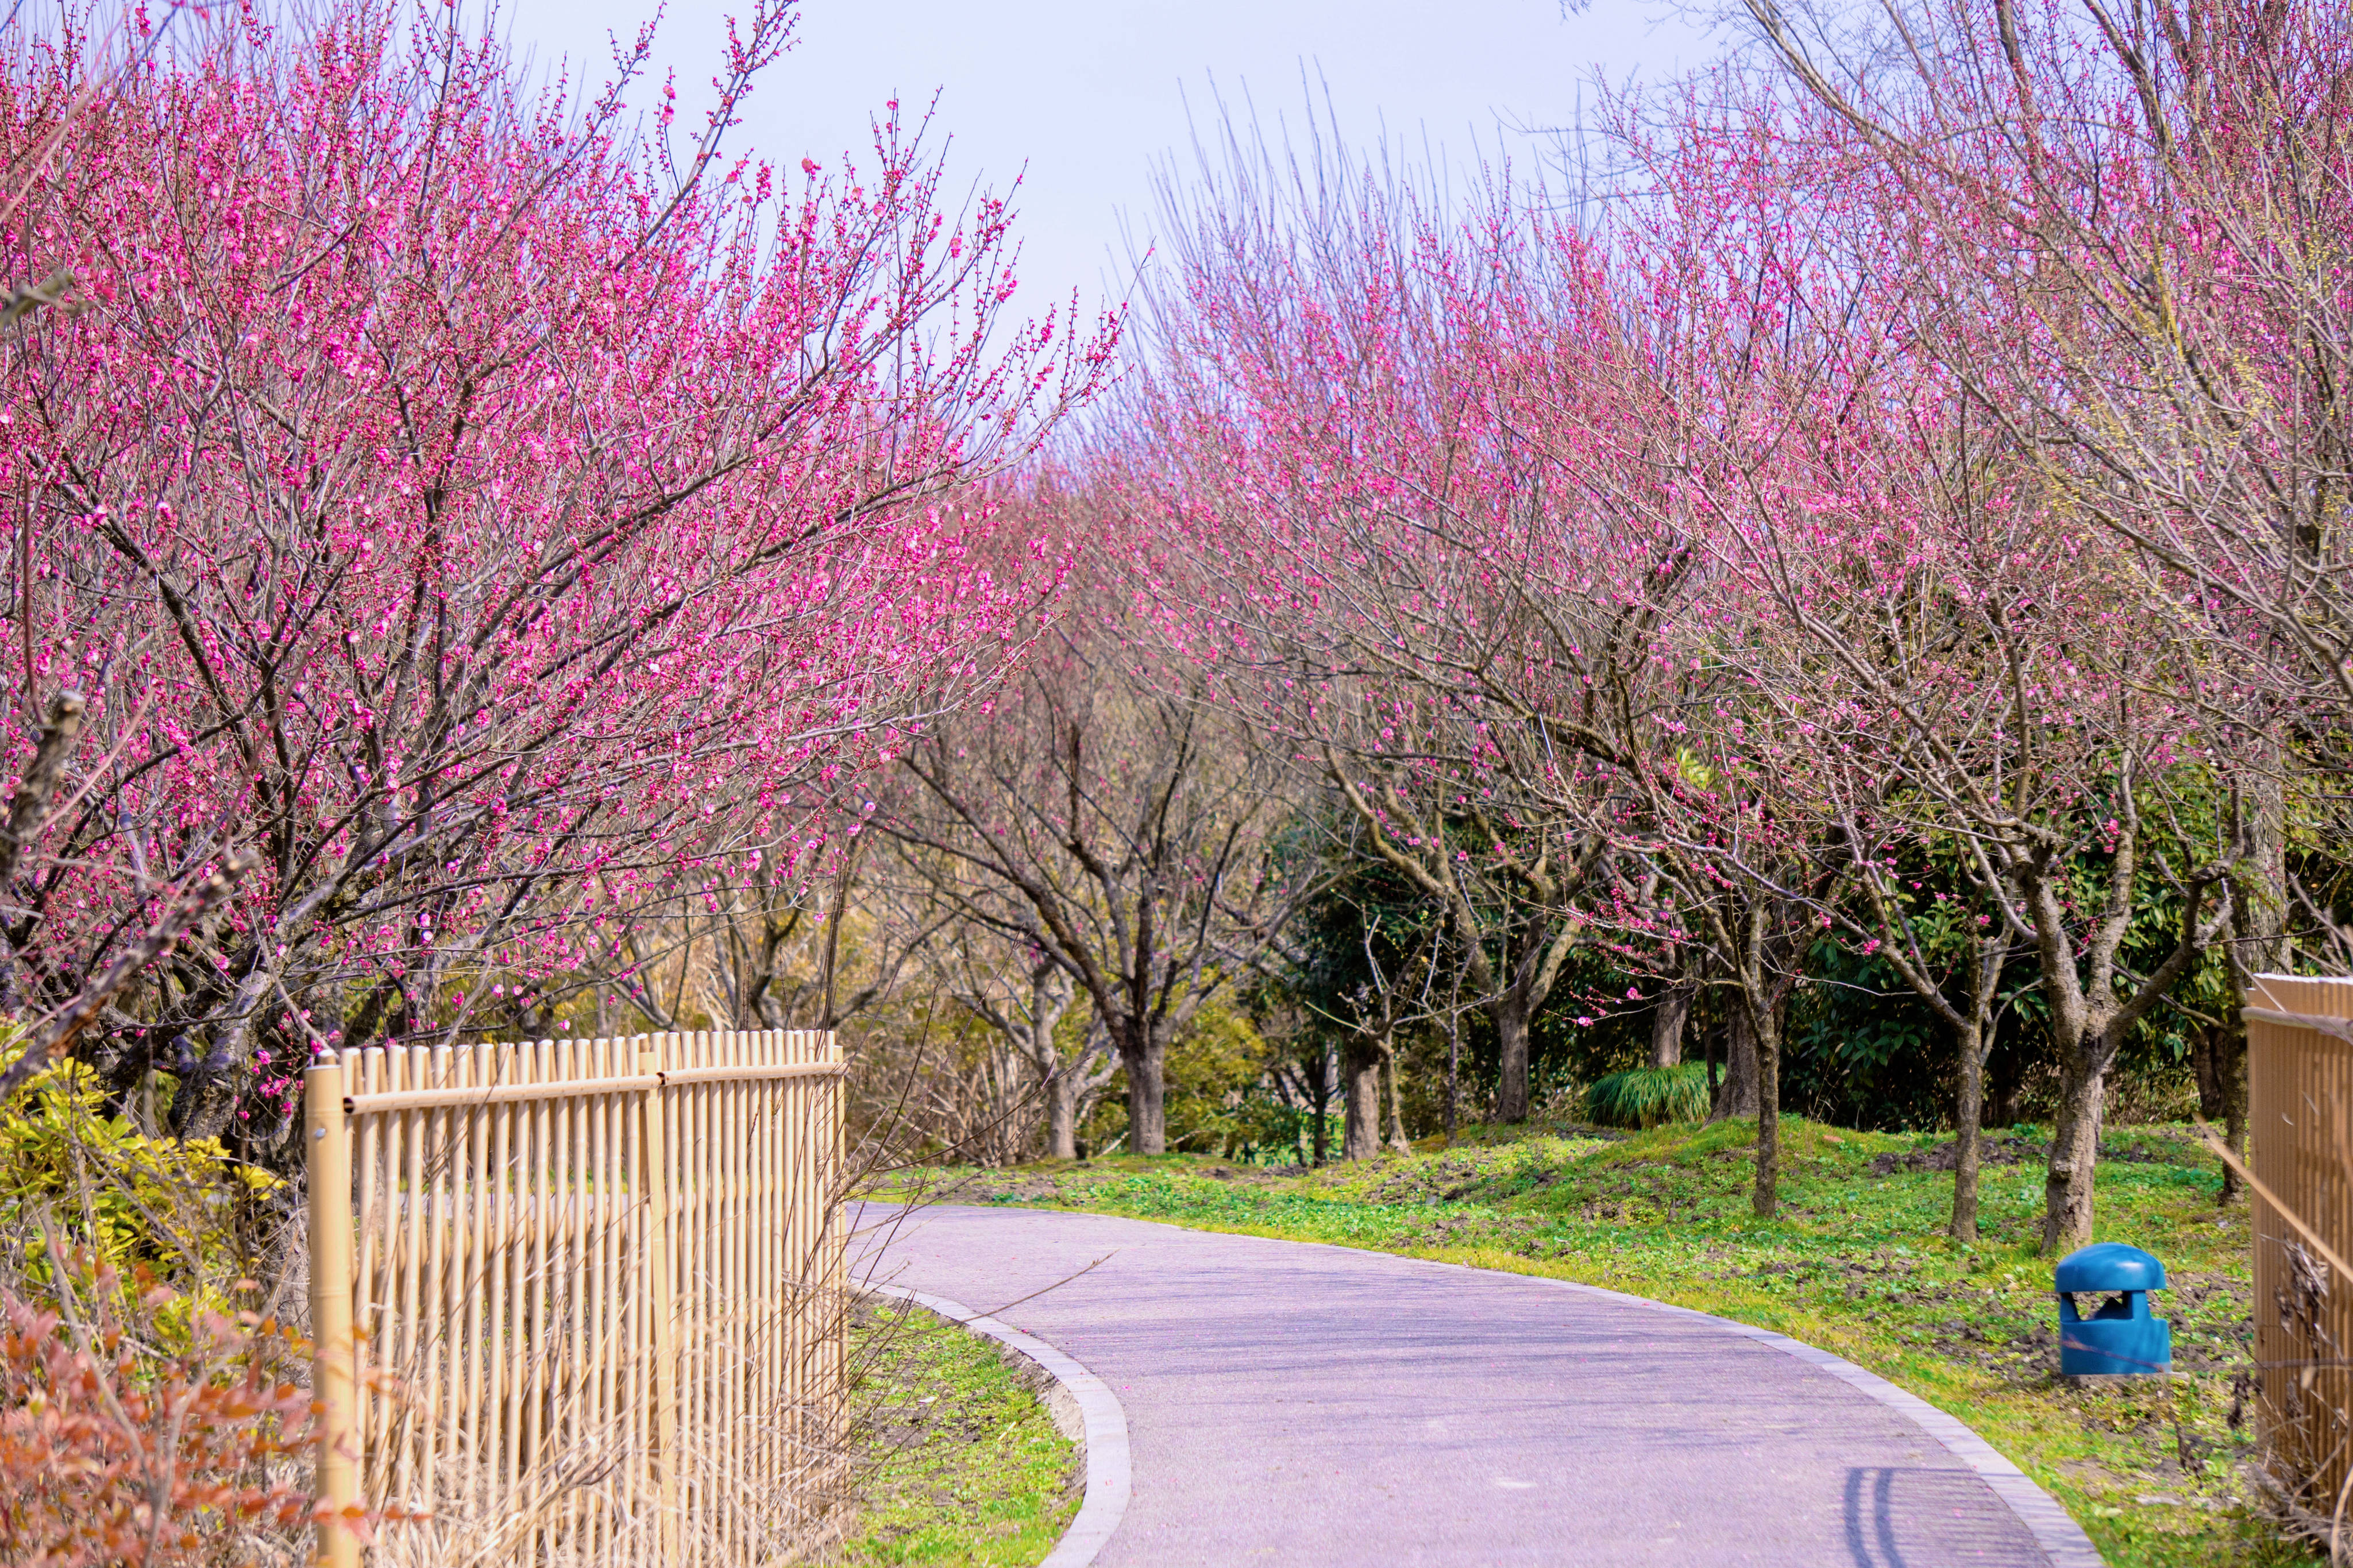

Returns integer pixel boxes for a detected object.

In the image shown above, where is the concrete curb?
[1522,1273,2107,1568]
[867,1283,1132,1568]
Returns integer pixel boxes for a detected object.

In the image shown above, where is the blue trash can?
[2054,1242,2170,1378]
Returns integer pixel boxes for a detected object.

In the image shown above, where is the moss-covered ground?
[908,1116,2306,1568]
[831,1300,1082,1566]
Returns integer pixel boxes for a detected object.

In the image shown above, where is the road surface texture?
[853,1202,2100,1568]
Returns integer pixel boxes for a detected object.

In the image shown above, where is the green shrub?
[0,1063,275,1314]
[1583,1065,1712,1129]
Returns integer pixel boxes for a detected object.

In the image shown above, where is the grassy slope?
[920,1117,2305,1568]
[832,1301,1082,1566]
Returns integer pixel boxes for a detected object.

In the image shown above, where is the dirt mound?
[1869,1134,2042,1176]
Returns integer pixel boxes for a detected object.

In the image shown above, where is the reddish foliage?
[0,1271,323,1566]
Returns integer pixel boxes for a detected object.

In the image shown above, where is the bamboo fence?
[304,1029,847,1566]
[2243,975,2353,1509]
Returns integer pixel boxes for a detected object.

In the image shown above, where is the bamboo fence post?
[307,1063,362,1568]
[638,1038,681,1561]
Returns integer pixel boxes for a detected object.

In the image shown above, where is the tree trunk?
[1986,1053,2023,1130]
[2189,1019,2248,1205]
[173,956,287,1141]
[1384,1041,1411,1153]
[1710,1006,1760,1121]
[1951,1023,1984,1243]
[2190,1024,2229,1123]
[1123,1034,1167,1156]
[1304,1041,1333,1165]
[2220,760,2286,1204]
[1649,984,1691,1069]
[2042,1046,2105,1253]
[1045,1067,1083,1160]
[1019,966,1081,1158]
[2222,1049,2248,1205]
[1444,1009,1460,1143]
[1752,999,1781,1218]
[1493,993,1532,1122]
[1341,1036,1384,1160]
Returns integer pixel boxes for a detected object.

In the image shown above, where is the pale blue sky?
[498,0,1721,319]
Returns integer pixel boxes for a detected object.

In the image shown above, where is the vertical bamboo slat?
[723,1032,745,1565]
[351,1048,381,1486]
[589,1037,616,1561]
[639,1035,680,1562]
[556,1035,581,1550]
[460,1047,487,1516]
[523,1038,550,1537]
[419,1049,446,1515]
[392,1049,422,1513]
[760,1030,780,1494]
[488,1048,515,1503]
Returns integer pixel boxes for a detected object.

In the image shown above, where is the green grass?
[909,1117,2311,1568]
[831,1301,1081,1566]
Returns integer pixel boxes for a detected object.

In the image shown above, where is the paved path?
[853,1203,2099,1568]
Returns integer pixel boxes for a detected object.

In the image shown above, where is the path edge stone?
[1527,1273,2107,1568]
[868,1283,1132,1568]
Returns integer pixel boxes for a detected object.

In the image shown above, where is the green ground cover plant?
[919,1117,2303,1568]
[834,1300,1082,1566]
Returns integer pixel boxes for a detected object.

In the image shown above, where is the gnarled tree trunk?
[1710,1005,1760,1121]
[1046,1071,1084,1160]
[1493,994,1534,1123]
[2043,1044,2108,1253]
[1122,1028,1169,1155]
[1649,984,1691,1069]
[1951,1022,1985,1242]
[1752,997,1784,1218]
[1341,1034,1385,1160]
[1384,1041,1411,1152]
[1044,1029,1115,1161]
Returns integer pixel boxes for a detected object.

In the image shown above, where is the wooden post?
[307,1062,361,1568]
[639,1041,680,1561]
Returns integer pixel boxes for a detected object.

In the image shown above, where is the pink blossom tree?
[1651,0,2276,1247]
[875,489,1302,1157]
[1124,141,1624,1125]
[0,2,1109,1140]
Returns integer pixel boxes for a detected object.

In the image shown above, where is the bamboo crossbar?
[306,1029,847,1567]
[2242,977,2353,1510]
[344,1059,847,1115]
[2242,1005,2353,1034]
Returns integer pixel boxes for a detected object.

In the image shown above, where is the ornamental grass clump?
[1582,1067,1712,1130]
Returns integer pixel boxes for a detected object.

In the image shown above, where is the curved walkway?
[853,1203,2103,1568]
